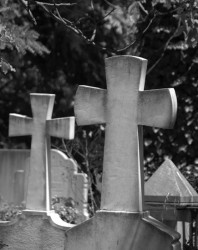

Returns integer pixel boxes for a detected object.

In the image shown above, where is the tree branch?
[20,0,116,55]
[32,0,97,46]
[117,12,155,53]
[18,0,37,25]
[34,1,76,6]
[147,20,181,75]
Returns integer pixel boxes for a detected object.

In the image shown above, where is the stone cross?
[75,56,177,212]
[9,94,75,211]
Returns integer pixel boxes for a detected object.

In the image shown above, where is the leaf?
[164,0,172,9]
[186,27,198,48]
[0,58,16,74]
[128,2,140,25]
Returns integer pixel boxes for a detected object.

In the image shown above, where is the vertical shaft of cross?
[101,56,147,212]
[27,94,55,211]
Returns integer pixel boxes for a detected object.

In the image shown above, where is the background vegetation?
[1,0,198,214]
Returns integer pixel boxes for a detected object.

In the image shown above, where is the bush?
[0,197,24,221]
[51,196,80,224]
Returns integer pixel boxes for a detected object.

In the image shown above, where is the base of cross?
[65,210,181,250]
[0,210,74,250]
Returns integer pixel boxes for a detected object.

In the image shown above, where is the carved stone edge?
[0,210,76,230]
[142,211,180,240]
[65,210,181,250]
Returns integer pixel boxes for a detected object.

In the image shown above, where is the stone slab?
[0,149,29,204]
[72,55,180,249]
[0,149,88,219]
[65,211,181,250]
[145,159,198,250]
[145,159,198,205]
[0,211,71,250]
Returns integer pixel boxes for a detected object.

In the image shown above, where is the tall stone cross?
[9,94,75,211]
[75,56,177,212]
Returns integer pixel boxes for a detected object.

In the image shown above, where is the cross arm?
[9,114,33,136]
[138,88,177,129]
[74,85,107,126]
[46,117,75,139]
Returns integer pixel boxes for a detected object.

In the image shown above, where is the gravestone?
[0,149,29,205]
[65,56,181,250]
[145,159,198,249]
[0,94,76,249]
[0,149,88,220]
[9,94,75,211]
[51,149,88,221]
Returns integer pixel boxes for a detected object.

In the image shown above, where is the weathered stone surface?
[13,170,25,205]
[72,55,180,250]
[0,149,29,204]
[0,211,72,250]
[75,56,177,212]
[145,159,198,205]
[9,94,75,211]
[145,159,198,250]
[51,150,88,220]
[65,211,181,250]
[0,149,88,220]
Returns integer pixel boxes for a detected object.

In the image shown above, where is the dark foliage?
[1,0,198,211]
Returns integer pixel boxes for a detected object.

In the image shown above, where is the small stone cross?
[9,94,75,211]
[74,56,177,212]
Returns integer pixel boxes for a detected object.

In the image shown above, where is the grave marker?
[145,159,198,205]
[9,94,75,211]
[0,94,76,249]
[65,56,181,250]
[0,149,89,220]
[0,150,29,203]
[145,159,198,249]
[50,149,89,221]
[75,56,177,212]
